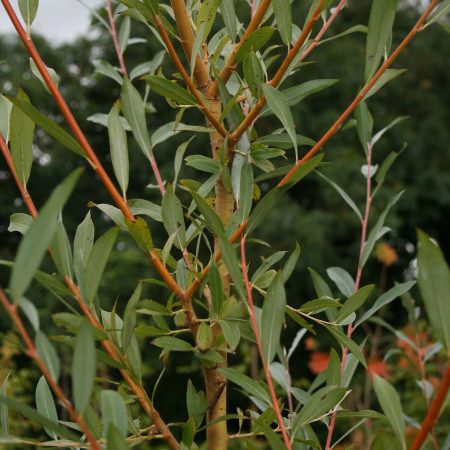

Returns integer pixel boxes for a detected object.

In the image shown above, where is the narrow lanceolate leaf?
[324,325,366,367]
[8,212,33,234]
[50,218,73,280]
[18,0,39,28]
[336,284,374,323]
[220,0,236,41]
[9,169,82,302]
[121,283,142,352]
[373,375,406,450]
[121,78,151,156]
[143,75,196,105]
[417,230,450,351]
[220,368,271,404]
[73,211,95,286]
[355,281,415,328]
[35,376,58,439]
[262,84,297,159]
[273,0,292,46]
[35,331,60,381]
[161,187,186,249]
[101,390,127,437]
[30,58,60,93]
[72,321,96,412]
[365,0,398,81]
[9,89,35,187]
[6,96,85,157]
[107,424,130,450]
[84,228,119,304]
[235,27,275,63]
[243,52,264,98]
[261,272,286,365]
[108,101,129,197]
[0,94,12,141]
[209,263,224,315]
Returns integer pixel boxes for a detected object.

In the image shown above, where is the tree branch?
[106,0,128,77]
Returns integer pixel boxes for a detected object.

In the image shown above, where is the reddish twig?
[410,363,450,450]
[278,0,438,188]
[149,150,166,196]
[0,288,101,450]
[106,0,128,77]
[240,235,292,450]
[230,0,323,143]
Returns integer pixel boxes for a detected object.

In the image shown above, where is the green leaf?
[326,349,341,386]
[84,228,119,303]
[373,375,406,449]
[93,59,123,85]
[35,331,60,380]
[9,169,82,302]
[35,376,58,439]
[262,84,297,159]
[336,285,374,323]
[30,58,60,93]
[3,395,79,441]
[273,0,292,45]
[327,267,355,297]
[144,75,196,105]
[209,263,224,315]
[253,417,286,450]
[121,78,151,156]
[72,320,96,412]
[128,198,162,221]
[108,101,129,197]
[152,336,194,352]
[220,368,270,404]
[243,52,264,97]
[282,242,300,282]
[261,272,286,365]
[426,0,450,27]
[18,0,39,28]
[355,101,373,153]
[237,161,253,223]
[220,0,236,41]
[255,133,315,149]
[191,191,245,298]
[6,96,85,157]
[186,380,207,427]
[107,424,130,450]
[101,390,128,437]
[0,94,12,141]
[9,88,35,187]
[365,69,406,99]
[73,212,95,287]
[185,155,221,173]
[417,230,450,351]
[235,27,275,63]
[324,325,366,368]
[196,322,213,352]
[219,320,241,351]
[161,187,186,249]
[8,212,33,234]
[51,218,73,279]
[365,0,398,81]
[122,283,142,352]
[355,281,415,328]
[293,386,348,430]
[316,171,362,222]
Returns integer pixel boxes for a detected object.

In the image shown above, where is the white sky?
[0,0,104,44]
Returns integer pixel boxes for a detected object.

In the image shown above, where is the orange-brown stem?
[409,363,450,450]
[154,16,228,138]
[207,0,272,98]
[170,0,210,89]
[278,0,438,188]
[0,288,101,450]
[230,0,323,143]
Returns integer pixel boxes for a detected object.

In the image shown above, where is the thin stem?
[154,16,228,138]
[410,362,450,450]
[0,0,133,221]
[240,236,292,450]
[230,0,323,143]
[278,0,438,188]
[149,150,166,196]
[207,0,272,98]
[106,0,128,77]
[0,288,101,450]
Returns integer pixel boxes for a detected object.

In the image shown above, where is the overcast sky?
[0,0,104,44]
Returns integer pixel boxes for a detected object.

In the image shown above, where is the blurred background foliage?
[0,0,449,447]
